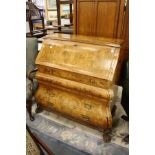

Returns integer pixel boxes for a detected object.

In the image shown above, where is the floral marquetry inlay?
[35,34,121,130]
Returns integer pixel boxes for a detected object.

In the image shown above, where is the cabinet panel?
[96,1,118,38]
[77,0,96,35]
[74,0,124,38]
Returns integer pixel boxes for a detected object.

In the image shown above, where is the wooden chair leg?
[121,115,129,143]
[35,104,43,114]
[56,0,61,31]
[69,3,73,24]
[26,100,34,121]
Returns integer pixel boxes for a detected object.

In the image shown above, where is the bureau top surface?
[42,33,123,48]
[36,34,121,82]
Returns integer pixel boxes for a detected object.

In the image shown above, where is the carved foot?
[35,104,43,113]
[103,133,111,143]
[26,100,34,121]
[103,129,112,143]
[123,134,129,143]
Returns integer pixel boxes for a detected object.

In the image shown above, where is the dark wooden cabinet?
[74,0,125,38]
[122,0,129,60]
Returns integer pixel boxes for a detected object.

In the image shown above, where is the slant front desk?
[35,34,123,133]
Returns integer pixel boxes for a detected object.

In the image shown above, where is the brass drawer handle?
[73,44,78,47]
[81,115,90,122]
[47,102,54,107]
[84,103,92,110]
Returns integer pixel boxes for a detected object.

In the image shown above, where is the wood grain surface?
[74,0,125,38]
[35,34,121,129]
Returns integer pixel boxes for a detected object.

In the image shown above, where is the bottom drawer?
[35,84,112,129]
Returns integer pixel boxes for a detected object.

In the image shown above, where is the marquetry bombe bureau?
[35,34,123,141]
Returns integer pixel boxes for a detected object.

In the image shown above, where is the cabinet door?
[76,0,97,36]
[96,0,121,38]
[75,0,124,38]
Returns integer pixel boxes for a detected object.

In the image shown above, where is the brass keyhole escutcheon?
[81,115,90,122]
[84,103,92,110]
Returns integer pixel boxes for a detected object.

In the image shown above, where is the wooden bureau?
[35,34,123,138]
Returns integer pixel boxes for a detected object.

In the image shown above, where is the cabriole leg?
[103,129,112,143]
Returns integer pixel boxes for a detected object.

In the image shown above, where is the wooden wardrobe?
[73,0,125,38]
